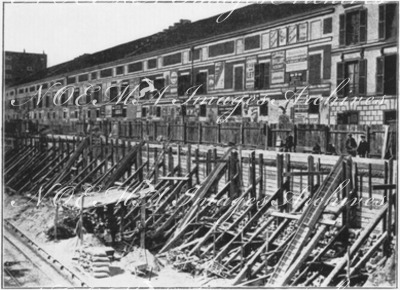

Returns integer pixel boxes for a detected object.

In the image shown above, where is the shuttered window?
[78,74,88,82]
[147,58,157,69]
[116,66,124,75]
[323,18,332,34]
[225,63,233,89]
[67,76,76,84]
[376,54,397,95]
[195,72,207,94]
[254,63,270,90]
[379,4,398,40]
[339,9,367,46]
[234,66,244,90]
[178,74,191,96]
[337,60,367,97]
[309,54,321,85]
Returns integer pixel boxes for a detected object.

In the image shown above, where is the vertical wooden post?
[368,163,372,210]
[229,151,239,199]
[317,158,321,186]
[162,143,167,176]
[240,123,245,145]
[285,154,292,212]
[195,148,200,184]
[217,123,221,144]
[366,126,371,157]
[249,151,256,203]
[154,147,158,184]
[206,150,211,176]
[264,124,269,150]
[137,144,143,181]
[325,126,330,153]
[383,161,388,234]
[198,123,202,145]
[187,144,192,188]
[258,153,264,201]
[293,125,297,152]
[80,195,84,244]
[307,156,315,196]
[146,142,150,172]
[177,145,182,176]
[276,154,284,212]
[140,192,146,249]
[183,122,187,144]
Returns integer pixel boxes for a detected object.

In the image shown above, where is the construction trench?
[3,134,397,287]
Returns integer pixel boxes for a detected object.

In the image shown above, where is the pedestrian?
[285,134,294,152]
[357,135,369,157]
[345,134,357,157]
[312,143,321,154]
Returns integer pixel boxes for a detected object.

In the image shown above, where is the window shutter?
[339,14,345,46]
[359,9,367,43]
[254,64,261,89]
[376,57,384,94]
[225,63,233,89]
[358,59,367,95]
[264,63,270,89]
[309,54,321,85]
[379,5,385,40]
[336,62,345,97]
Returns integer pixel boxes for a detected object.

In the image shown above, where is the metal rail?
[4,219,91,288]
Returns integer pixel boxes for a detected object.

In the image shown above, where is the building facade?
[4,3,398,127]
[4,51,47,87]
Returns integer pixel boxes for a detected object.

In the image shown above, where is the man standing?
[345,134,357,157]
[357,135,369,157]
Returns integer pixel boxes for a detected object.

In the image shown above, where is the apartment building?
[4,3,398,127]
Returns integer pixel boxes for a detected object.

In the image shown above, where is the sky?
[4,1,251,67]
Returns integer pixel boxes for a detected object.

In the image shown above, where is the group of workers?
[280,133,370,158]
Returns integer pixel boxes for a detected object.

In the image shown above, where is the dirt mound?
[121,247,161,273]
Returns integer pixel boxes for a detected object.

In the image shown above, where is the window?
[260,102,268,116]
[244,35,260,51]
[109,83,119,101]
[42,83,48,89]
[178,74,191,96]
[128,62,143,73]
[339,9,367,46]
[323,18,332,34]
[67,76,76,84]
[91,72,97,80]
[288,25,298,44]
[61,92,68,106]
[234,66,244,90]
[18,88,24,94]
[231,104,242,116]
[142,107,147,117]
[154,78,165,91]
[311,21,321,40]
[377,54,397,95]
[309,54,321,85]
[199,104,207,117]
[209,41,234,57]
[93,85,102,103]
[195,72,207,94]
[255,63,270,90]
[100,69,112,78]
[163,53,181,66]
[287,71,307,86]
[120,81,129,96]
[116,66,124,75]
[78,74,88,82]
[279,28,287,46]
[30,86,35,92]
[308,98,320,114]
[189,48,201,61]
[155,107,161,117]
[148,59,157,69]
[337,111,359,124]
[379,4,397,40]
[337,59,367,96]
[56,79,64,85]
[73,88,80,105]
[384,110,397,124]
